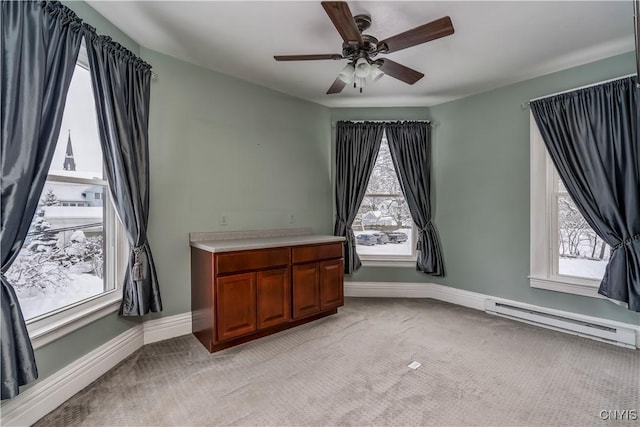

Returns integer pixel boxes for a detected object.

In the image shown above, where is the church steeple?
[63,130,76,171]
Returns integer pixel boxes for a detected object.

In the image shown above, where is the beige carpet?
[35,298,639,426]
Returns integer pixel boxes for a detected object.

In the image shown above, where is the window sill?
[529,275,604,299]
[360,257,417,268]
[27,292,122,350]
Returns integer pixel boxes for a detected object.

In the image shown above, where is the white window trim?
[22,45,129,348]
[529,112,605,299]
[355,133,418,267]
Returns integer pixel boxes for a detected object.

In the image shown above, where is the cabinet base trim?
[207,308,338,352]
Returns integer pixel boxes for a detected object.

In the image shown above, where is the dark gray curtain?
[84,29,162,316]
[334,122,385,273]
[385,122,445,276]
[531,76,639,311]
[1,1,83,399]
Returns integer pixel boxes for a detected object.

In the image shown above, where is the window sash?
[24,179,120,324]
[25,189,126,349]
[356,189,417,261]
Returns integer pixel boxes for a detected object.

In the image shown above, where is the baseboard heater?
[484,299,637,349]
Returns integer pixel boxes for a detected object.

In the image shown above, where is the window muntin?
[354,133,416,260]
[6,53,122,324]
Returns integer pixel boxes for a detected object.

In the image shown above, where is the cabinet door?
[257,268,290,329]
[320,259,344,309]
[216,273,257,341]
[292,263,320,319]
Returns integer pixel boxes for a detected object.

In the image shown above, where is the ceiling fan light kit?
[274,1,455,95]
[354,57,371,78]
[338,64,356,84]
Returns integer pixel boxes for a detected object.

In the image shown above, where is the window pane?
[355,136,414,257]
[557,195,610,280]
[558,177,567,192]
[49,64,103,180]
[6,182,109,320]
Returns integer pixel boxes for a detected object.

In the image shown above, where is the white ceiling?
[87,1,635,108]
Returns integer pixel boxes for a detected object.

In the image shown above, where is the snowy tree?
[558,195,610,260]
[27,189,61,253]
[42,188,60,207]
[62,231,103,278]
[27,211,59,253]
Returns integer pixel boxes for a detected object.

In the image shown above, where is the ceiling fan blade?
[274,54,343,61]
[378,59,424,85]
[327,77,347,94]
[378,16,454,53]
[321,1,363,44]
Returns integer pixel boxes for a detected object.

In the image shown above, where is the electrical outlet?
[220,215,228,226]
[289,214,296,224]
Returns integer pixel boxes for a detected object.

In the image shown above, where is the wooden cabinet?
[292,243,344,319]
[216,273,257,341]
[292,263,321,318]
[257,268,290,329]
[320,259,344,310]
[191,239,343,353]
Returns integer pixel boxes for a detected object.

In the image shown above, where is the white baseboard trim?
[1,312,193,427]
[1,327,143,427]
[344,281,639,348]
[344,281,485,310]
[143,312,192,345]
[344,281,431,299]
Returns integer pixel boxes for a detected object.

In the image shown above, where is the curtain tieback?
[417,222,434,251]
[132,244,146,281]
[612,233,640,251]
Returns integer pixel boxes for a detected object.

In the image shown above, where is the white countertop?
[190,234,345,253]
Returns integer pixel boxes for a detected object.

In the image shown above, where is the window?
[354,132,417,265]
[5,45,126,347]
[529,113,609,297]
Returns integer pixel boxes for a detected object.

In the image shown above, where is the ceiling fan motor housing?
[339,14,378,61]
[354,14,372,32]
[342,35,379,61]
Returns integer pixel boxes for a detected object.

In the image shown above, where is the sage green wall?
[340,52,639,325]
[141,48,332,319]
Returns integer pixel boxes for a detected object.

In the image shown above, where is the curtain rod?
[331,119,436,127]
[634,0,639,85]
[520,73,636,109]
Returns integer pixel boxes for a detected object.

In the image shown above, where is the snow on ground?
[355,228,413,256]
[558,257,607,280]
[16,274,104,320]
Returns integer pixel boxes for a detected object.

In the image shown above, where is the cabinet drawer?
[216,248,289,274]
[292,243,343,264]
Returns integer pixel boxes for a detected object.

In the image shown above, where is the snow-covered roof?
[49,169,103,180]
[44,206,102,219]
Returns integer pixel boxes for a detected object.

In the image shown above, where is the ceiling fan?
[274,1,455,94]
